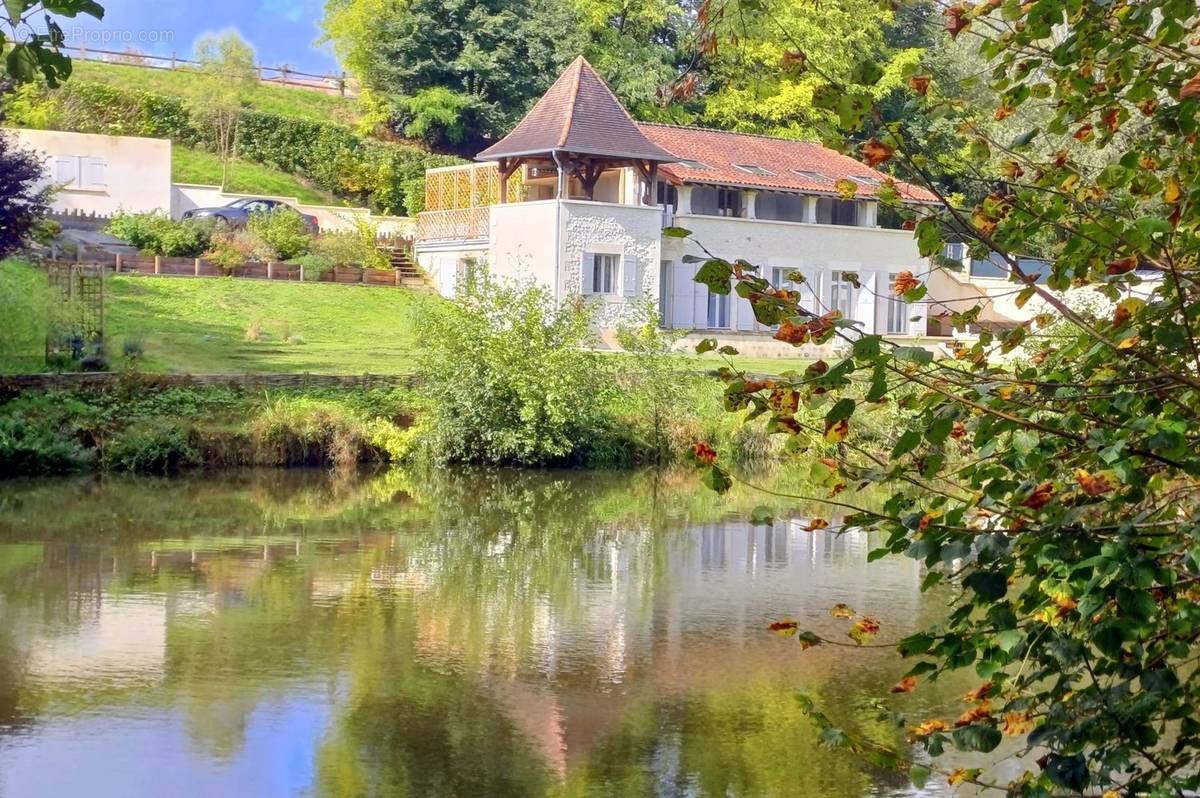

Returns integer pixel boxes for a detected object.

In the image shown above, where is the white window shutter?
[855,271,877,334]
[54,156,78,186]
[581,252,594,293]
[908,291,929,336]
[693,281,709,329]
[82,157,107,189]
[735,290,756,331]
[669,261,694,328]
[622,254,638,297]
[800,268,821,315]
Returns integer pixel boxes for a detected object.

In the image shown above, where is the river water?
[0,468,987,797]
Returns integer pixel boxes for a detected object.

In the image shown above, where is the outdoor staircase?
[380,241,435,292]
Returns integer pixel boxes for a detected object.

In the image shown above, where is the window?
[886,273,908,334]
[849,175,881,187]
[717,188,742,217]
[831,271,856,320]
[970,253,1050,283]
[591,253,619,294]
[831,200,858,226]
[676,159,711,170]
[733,164,776,176]
[792,169,831,183]
[944,242,968,262]
[757,193,806,222]
[771,267,821,317]
[707,290,730,328]
[52,156,106,191]
[655,180,678,211]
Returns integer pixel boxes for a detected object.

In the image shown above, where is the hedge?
[5,81,464,215]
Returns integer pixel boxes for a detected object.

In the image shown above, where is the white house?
[414,56,1019,354]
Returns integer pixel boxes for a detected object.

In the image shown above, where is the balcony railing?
[417,207,489,242]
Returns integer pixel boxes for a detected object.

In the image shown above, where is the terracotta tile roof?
[478,56,676,163]
[637,123,938,203]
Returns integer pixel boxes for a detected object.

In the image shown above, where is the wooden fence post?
[194,258,201,276]
[154,255,161,275]
[395,268,402,287]
[114,253,123,273]
[361,267,367,284]
[267,261,274,280]
[299,264,305,282]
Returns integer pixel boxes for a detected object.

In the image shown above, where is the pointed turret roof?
[477,56,677,163]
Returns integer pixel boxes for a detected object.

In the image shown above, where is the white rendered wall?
[661,214,929,336]
[488,201,563,294]
[10,128,171,216]
[560,200,664,327]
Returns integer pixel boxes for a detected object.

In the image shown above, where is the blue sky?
[65,0,340,75]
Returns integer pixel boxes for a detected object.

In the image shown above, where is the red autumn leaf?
[1180,71,1200,101]
[825,418,850,443]
[691,442,717,465]
[891,676,919,693]
[1105,256,1138,275]
[891,271,920,295]
[943,5,969,38]
[908,74,931,95]
[994,104,1015,121]
[1021,481,1055,510]
[861,138,895,167]
[964,682,994,702]
[806,518,830,532]
[950,421,968,440]
[1102,107,1121,131]
[769,619,800,636]
[1075,469,1113,497]
[849,616,881,645]
[1073,123,1094,141]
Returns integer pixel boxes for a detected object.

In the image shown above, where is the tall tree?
[683,0,1200,794]
[1,0,104,85]
[321,0,583,153]
[192,30,257,191]
[0,87,52,259]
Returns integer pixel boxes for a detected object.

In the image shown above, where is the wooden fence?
[49,252,430,290]
[0,372,416,399]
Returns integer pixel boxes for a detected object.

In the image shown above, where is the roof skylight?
[733,164,776,176]
[792,169,831,182]
[676,159,711,170]
[849,175,881,186]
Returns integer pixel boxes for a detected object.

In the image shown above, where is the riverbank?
[0,373,808,477]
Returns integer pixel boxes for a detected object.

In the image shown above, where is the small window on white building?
[831,271,857,321]
[707,290,730,329]
[717,188,742,217]
[52,156,107,191]
[886,272,908,334]
[590,253,620,294]
[733,164,776,177]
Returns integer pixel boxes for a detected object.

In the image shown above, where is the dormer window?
[676,159,711,170]
[792,169,831,182]
[733,164,776,177]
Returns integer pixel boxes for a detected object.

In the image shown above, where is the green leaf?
[717,345,739,356]
[909,765,930,789]
[865,365,888,402]
[695,338,718,354]
[750,505,775,526]
[1008,128,1040,149]
[953,724,1002,753]
[848,58,884,86]
[825,398,857,426]
[694,259,734,295]
[1044,755,1088,791]
[963,571,1007,601]
[892,429,922,459]
[701,466,732,494]
[662,226,692,238]
[894,346,933,365]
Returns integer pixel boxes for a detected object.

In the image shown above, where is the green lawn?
[72,60,361,126]
[106,275,433,374]
[172,147,344,206]
[0,259,51,374]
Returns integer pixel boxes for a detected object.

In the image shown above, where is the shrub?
[284,253,334,279]
[101,420,197,473]
[203,229,271,272]
[106,212,213,257]
[0,415,88,476]
[311,218,388,269]
[0,126,53,259]
[249,395,403,468]
[247,207,313,260]
[415,273,612,466]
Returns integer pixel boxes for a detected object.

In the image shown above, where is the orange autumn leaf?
[1075,469,1113,497]
[891,271,920,295]
[1073,123,1094,141]
[955,701,993,726]
[1164,176,1182,205]
[891,676,919,693]
[849,616,881,645]
[1002,711,1035,736]
[950,421,968,440]
[807,518,831,532]
[943,5,969,38]
[830,602,855,619]
[861,138,895,167]
[908,74,931,95]
[909,719,947,737]
[964,682,994,702]
[994,104,1015,121]
[948,768,981,786]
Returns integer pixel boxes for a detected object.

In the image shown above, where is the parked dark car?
[182,198,319,232]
